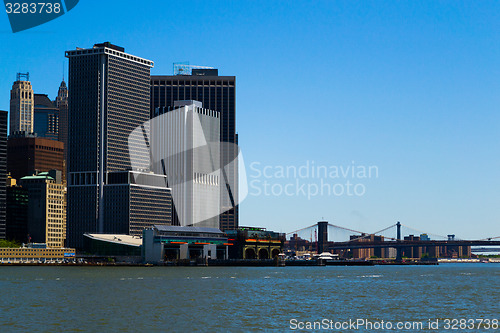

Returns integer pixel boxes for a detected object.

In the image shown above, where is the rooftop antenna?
[173,62,215,75]
[16,72,29,81]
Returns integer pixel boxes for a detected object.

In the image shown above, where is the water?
[0,264,498,332]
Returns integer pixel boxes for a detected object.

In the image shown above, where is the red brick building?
[7,136,64,182]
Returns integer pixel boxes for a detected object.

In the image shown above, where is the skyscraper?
[9,73,34,135]
[56,79,68,166]
[0,111,7,239]
[66,42,171,248]
[151,68,239,231]
[149,100,220,228]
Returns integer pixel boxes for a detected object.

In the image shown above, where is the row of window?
[151,81,235,86]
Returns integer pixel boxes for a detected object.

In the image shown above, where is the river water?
[0,264,498,332]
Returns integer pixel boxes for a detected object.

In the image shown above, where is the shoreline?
[1,258,496,267]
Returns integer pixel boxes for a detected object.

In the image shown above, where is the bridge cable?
[347,224,398,242]
[399,223,458,240]
[478,235,500,241]
[285,224,318,235]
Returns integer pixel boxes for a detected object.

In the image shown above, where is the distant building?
[7,134,64,181]
[226,227,284,259]
[150,100,220,228]
[65,42,172,249]
[55,80,68,167]
[151,68,239,231]
[402,235,422,259]
[19,170,66,248]
[440,244,471,258]
[0,247,75,263]
[340,234,395,259]
[286,233,312,252]
[349,234,374,259]
[9,73,34,135]
[6,177,29,243]
[384,247,397,259]
[33,93,59,140]
[0,110,7,239]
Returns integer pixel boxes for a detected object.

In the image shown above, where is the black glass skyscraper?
[66,43,171,248]
[150,69,239,231]
[0,110,7,239]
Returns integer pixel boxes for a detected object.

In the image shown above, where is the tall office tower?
[20,170,66,248]
[151,68,239,231]
[10,73,34,135]
[34,93,59,140]
[66,42,171,248]
[7,134,64,181]
[150,100,220,228]
[0,111,7,239]
[55,80,68,167]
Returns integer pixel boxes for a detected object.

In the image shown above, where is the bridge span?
[286,220,500,261]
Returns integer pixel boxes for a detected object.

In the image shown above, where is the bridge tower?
[317,221,328,254]
[396,221,402,261]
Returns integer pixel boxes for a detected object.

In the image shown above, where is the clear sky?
[1,0,499,239]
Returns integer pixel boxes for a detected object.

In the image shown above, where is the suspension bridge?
[286,221,500,260]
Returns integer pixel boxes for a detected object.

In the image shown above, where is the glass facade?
[6,186,28,243]
[0,111,7,239]
[33,94,59,140]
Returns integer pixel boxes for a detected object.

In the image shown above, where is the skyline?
[1,1,499,239]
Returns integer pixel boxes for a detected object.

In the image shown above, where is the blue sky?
[1,1,499,239]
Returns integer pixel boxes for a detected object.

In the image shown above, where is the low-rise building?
[226,227,284,259]
[84,233,142,257]
[0,246,75,263]
[143,225,229,263]
[83,225,230,264]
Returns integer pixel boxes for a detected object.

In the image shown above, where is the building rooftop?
[20,175,54,181]
[84,234,142,247]
[66,43,153,68]
[34,94,56,109]
[154,225,222,235]
[151,74,235,80]
[93,42,125,52]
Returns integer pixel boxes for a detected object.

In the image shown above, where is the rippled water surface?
[0,264,498,332]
